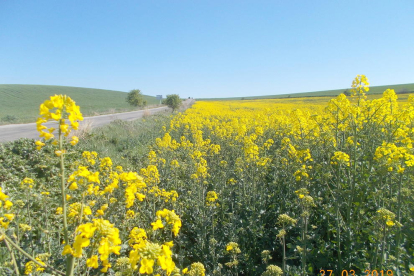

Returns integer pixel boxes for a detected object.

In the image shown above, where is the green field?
[197,82,414,101]
[0,84,159,125]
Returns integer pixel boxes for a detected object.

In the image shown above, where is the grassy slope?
[0,84,159,124]
[197,83,414,101]
[77,114,171,170]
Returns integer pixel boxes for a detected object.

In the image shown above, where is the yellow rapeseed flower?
[140,258,155,274]
[37,95,83,144]
[86,255,99,268]
[151,219,164,230]
[4,200,13,209]
[4,214,14,221]
[70,136,79,146]
[386,220,395,227]
[35,140,45,150]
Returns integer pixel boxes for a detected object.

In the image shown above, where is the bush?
[165,94,181,112]
[126,89,145,107]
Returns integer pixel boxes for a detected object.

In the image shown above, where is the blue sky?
[1,1,413,99]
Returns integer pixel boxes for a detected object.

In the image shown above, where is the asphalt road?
[0,100,194,143]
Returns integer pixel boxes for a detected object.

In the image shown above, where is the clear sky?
[1,1,413,99]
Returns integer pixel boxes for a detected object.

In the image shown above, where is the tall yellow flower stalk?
[36,95,83,276]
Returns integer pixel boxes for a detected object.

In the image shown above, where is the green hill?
[197,83,414,101]
[0,84,159,125]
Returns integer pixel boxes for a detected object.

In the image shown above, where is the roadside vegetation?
[76,114,173,169]
[126,89,147,108]
[163,95,182,112]
[0,76,414,275]
[0,85,159,125]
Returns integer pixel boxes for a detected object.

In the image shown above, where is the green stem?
[233,254,238,276]
[372,231,380,269]
[2,232,65,276]
[4,238,20,275]
[212,213,215,237]
[26,198,35,255]
[395,173,403,268]
[58,128,75,276]
[379,226,387,269]
[344,115,359,268]
[302,216,308,276]
[59,130,69,244]
[43,197,51,253]
[282,229,286,275]
[335,167,342,272]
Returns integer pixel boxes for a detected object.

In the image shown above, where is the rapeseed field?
[0,75,413,275]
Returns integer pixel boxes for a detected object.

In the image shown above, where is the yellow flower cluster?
[128,227,147,246]
[36,95,83,146]
[149,187,179,203]
[68,165,100,190]
[374,142,414,172]
[125,209,135,219]
[277,214,297,227]
[24,257,46,274]
[129,227,176,275]
[262,265,283,276]
[226,242,241,253]
[19,223,32,232]
[331,151,350,166]
[206,191,218,206]
[0,187,13,229]
[83,151,98,165]
[151,208,182,236]
[295,188,309,199]
[376,208,402,228]
[350,74,370,99]
[293,165,311,182]
[67,202,92,223]
[281,138,313,164]
[140,165,161,185]
[63,219,121,272]
[102,171,120,195]
[20,177,34,189]
[121,172,146,208]
[100,157,113,171]
[170,159,180,168]
[182,262,206,276]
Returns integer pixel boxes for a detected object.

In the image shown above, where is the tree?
[126,89,145,107]
[165,94,181,112]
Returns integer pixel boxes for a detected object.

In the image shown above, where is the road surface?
[0,100,194,143]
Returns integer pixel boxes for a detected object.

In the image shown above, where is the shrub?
[126,89,145,107]
[165,94,181,112]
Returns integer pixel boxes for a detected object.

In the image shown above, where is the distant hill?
[197,83,414,101]
[0,84,160,125]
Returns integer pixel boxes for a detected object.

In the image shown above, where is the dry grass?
[179,99,195,111]
[143,109,151,117]
[71,120,94,140]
